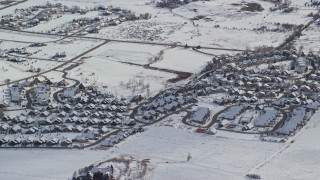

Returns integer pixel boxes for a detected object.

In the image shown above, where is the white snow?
[112,126,282,180]
[0,149,108,180]
[151,47,212,73]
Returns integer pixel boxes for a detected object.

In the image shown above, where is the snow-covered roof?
[190,107,210,124]
[276,107,306,135]
[255,108,277,127]
[220,105,247,120]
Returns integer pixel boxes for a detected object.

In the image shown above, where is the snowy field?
[0,59,63,84]
[0,29,58,43]
[110,126,282,180]
[26,38,102,60]
[68,56,175,97]
[0,41,28,50]
[151,47,212,73]
[94,42,166,65]
[0,61,36,84]
[0,149,108,180]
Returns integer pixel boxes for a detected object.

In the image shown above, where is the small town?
[0,0,319,179]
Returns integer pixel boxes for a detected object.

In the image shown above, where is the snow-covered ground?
[151,47,212,73]
[0,61,36,84]
[111,126,281,180]
[68,56,175,98]
[0,149,108,180]
[0,29,58,43]
[26,38,101,60]
[0,59,62,84]
[94,42,166,65]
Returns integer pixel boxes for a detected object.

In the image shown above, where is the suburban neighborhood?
[0,0,320,179]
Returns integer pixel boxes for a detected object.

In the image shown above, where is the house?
[9,86,20,102]
[9,125,21,134]
[0,123,10,132]
[189,107,210,124]
[34,137,47,146]
[87,118,100,126]
[100,138,114,147]
[218,105,247,121]
[243,123,254,131]
[74,126,84,133]
[99,126,109,134]
[143,111,154,120]
[41,126,51,133]
[35,91,49,105]
[69,111,78,117]
[9,137,21,146]
[46,137,59,146]
[53,52,66,59]
[51,125,62,132]
[0,137,9,145]
[63,87,78,98]
[58,111,67,118]
[63,104,72,112]
[82,130,100,140]
[40,119,52,125]
[276,107,306,135]
[74,103,83,110]
[63,125,74,132]
[295,57,306,74]
[40,111,50,117]
[21,137,34,145]
[2,115,13,122]
[79,111,90,117]
[123,117,136,126]
[24,127,38,134]
[206,127,217,135]
[60,138,72,146]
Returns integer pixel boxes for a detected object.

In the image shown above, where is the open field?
[0,149,108,180]
[68,56,175,97]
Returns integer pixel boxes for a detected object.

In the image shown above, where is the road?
[0,0,27,10]
[0,27,248,52]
